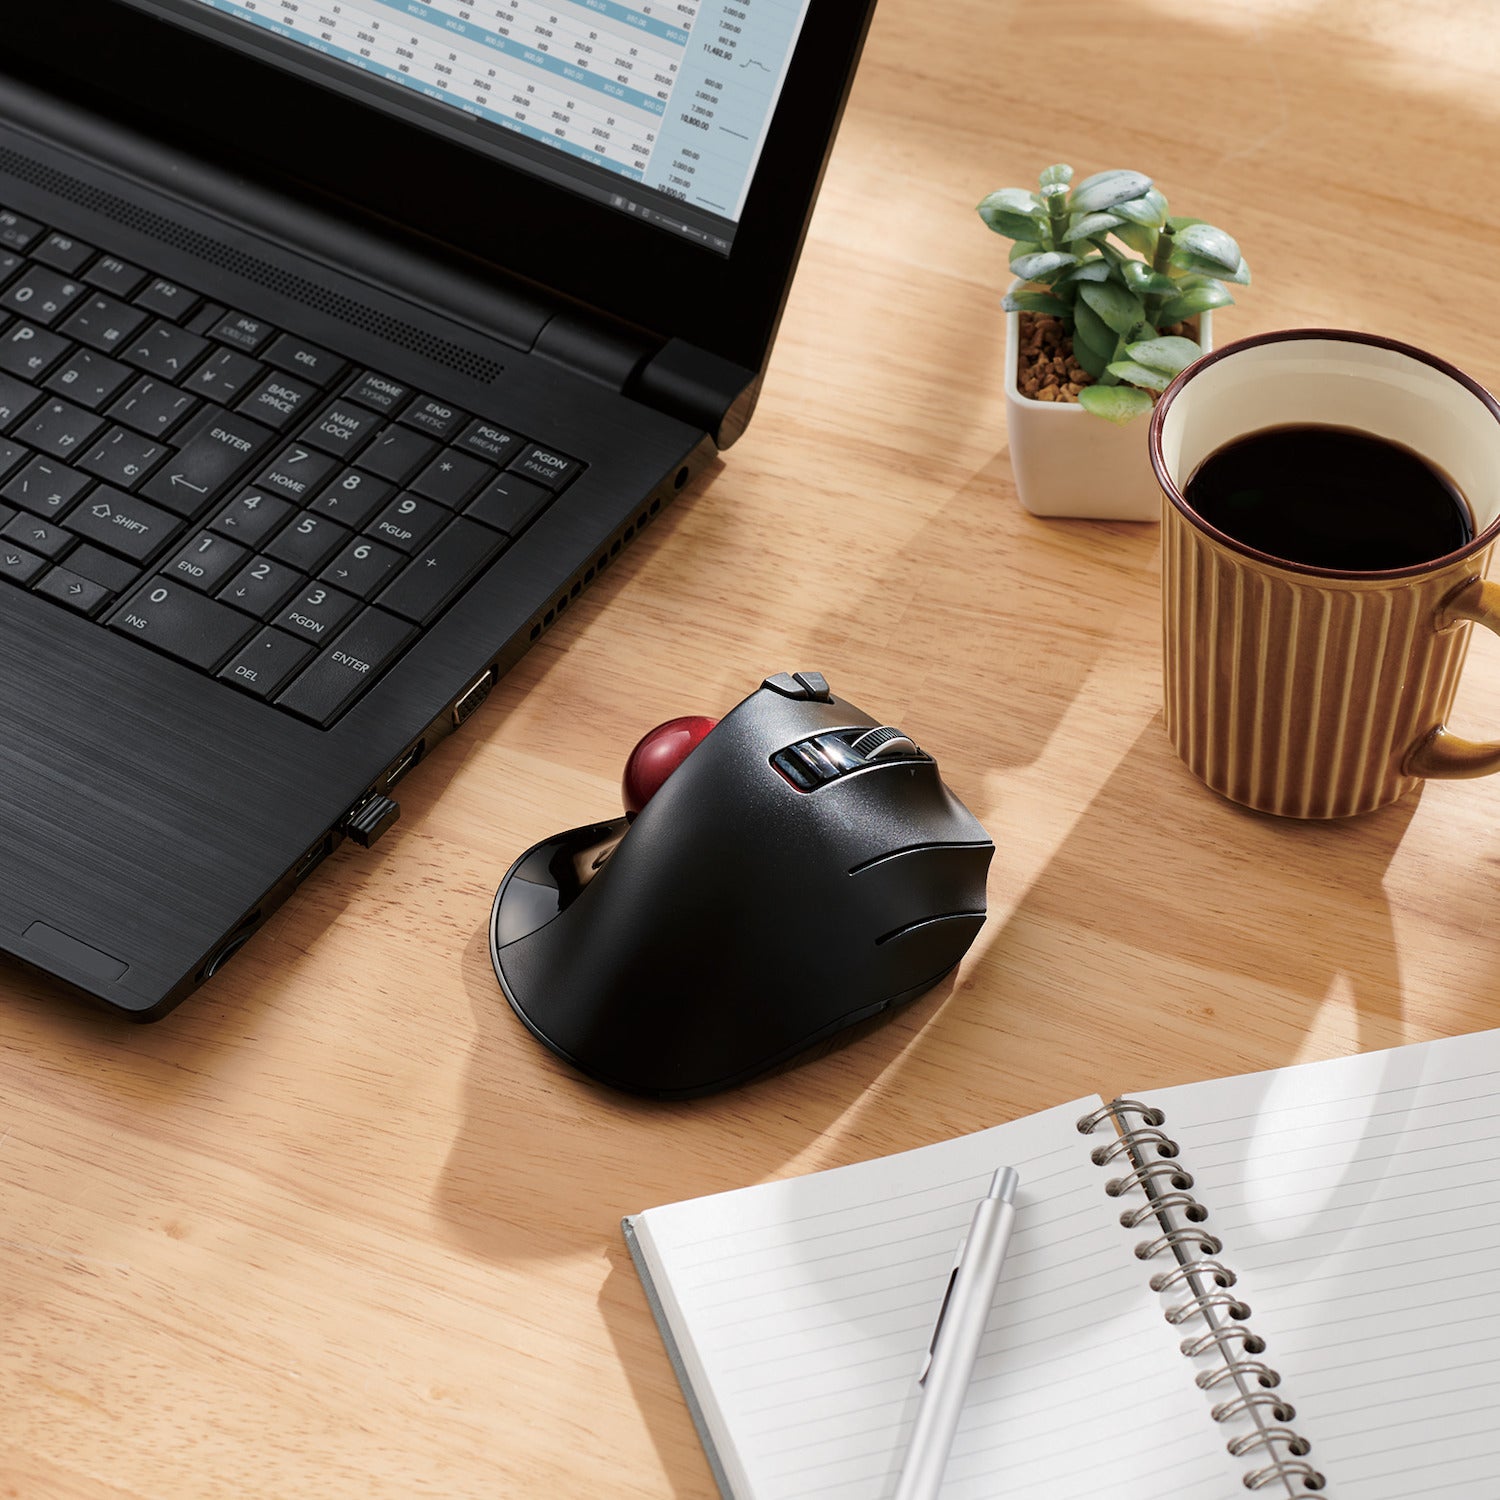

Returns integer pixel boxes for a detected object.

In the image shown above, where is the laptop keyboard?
[0,204,585,727]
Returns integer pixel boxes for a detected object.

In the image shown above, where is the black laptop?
[0,0,876,1017]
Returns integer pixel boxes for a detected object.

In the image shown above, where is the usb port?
[385,739,424,789]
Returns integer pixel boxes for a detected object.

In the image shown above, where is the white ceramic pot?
[1003,293,1213,522]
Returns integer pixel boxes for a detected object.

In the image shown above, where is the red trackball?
[621,716,719,814]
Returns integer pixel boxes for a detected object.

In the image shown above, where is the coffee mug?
[1149,329,1500,819]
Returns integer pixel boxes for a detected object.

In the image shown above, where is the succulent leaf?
[1038,163,1074,186]
[1061,258,1113,283]
[1113,188,1169,227]
[1174,223,1243,273]
[1125,335,1201,374]
[1010,249,1079,280]
[1064,211,1126,242]
[1070,169,1154,214]
[1079,280,1147,336]
[1003,289,1071,317]
[1157,282,1235,323]
[1106,360,1173,392]
[980,187,1043,217]
[1072,298,1118,364]
[1078,385,1155,423]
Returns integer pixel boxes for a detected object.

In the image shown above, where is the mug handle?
[1405,576,1500,779]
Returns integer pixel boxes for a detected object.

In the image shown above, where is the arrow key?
[0,543,45,586]
[2,511,74,559]
[33,564,113,617]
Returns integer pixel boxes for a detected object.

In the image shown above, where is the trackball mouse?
[488,672,994,1099]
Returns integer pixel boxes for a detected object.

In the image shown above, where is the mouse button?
[760,670,833,701]
[848,842,994,935]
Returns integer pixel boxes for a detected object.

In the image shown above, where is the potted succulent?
[977,164,1250,520]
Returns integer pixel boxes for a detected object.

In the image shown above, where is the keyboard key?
[186,347,263,403]
[359,424,437,484]
[1,268,85,327]
[69,484,185,561]
[62,291,149,355]
[466,473,552,537]
[123,319,208,380]
[141,407,275,517]
[13,398,106,460]
[0,541,45,585]
[367,493,446,553]
[185,302,229,338]
[0,251,21,291]
[0,374,44,428]
[2,511,72,560]
[344,370,410,415]
[4,456,90,519]
[309,467,392,529]
[274,607,416,725]
[77,425,168,488]
[410,450,493,508]
[457,418,524,466]
[46,348,134,411]
[264,510,349,573]
[264,333,341,385]
[217,627,315,698]
[33,233,94,276]
[237,371,317,430]
[108,376,198,438]
[162,530,248,591]
[508,443,584,490]
[0,323,69,382]
[83,254,147,298]
[210,485,294,548]
[376,517,506,625]
[275,580,358,645]
[64,542,138,592]
[135,277,199,322]
[212,312,275,353]
[33,565,113,616]
[255,441,338,504]
[218,555,301,618]
[0,210,44,253]
[320,534,402,599]
[302,398,381,458]
[0,439,30,486]
[399,395,467,439]
[108,575,256,671]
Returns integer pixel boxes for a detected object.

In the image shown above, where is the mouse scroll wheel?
[849,725,920,761]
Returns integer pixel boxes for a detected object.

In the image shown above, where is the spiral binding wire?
[1078,1099,1326,1492]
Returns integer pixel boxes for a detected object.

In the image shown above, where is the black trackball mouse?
[488,672,995,1099]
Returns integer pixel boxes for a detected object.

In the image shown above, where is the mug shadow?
[946,714,1421,1107]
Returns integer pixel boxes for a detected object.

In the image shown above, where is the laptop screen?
[119,0,811,256]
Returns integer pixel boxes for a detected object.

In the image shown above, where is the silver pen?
[893,1166,1020,1500]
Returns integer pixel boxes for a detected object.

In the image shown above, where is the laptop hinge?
[532,311,655,394]
[630,339,763,450]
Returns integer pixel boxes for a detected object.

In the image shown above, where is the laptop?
[0,0,877,1018]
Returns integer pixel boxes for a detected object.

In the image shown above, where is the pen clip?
[917,1235,968,1385]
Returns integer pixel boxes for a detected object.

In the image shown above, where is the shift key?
[141,407,274,517]
[274,607,415,726]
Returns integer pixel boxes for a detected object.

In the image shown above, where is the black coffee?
[1183,424,1473,571]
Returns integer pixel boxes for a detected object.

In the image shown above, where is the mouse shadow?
[433,920,962,1266]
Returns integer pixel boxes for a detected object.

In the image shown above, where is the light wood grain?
[8,2,1500,1495]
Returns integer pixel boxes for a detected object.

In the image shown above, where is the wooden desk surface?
[8,1,1500,1494]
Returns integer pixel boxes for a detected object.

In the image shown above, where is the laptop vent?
[0,145,503,383]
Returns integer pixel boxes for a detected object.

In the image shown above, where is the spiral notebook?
[624,1028,1500,1498]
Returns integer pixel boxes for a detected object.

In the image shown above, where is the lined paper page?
[1145,1028,1500,1499]
[629,1099,1239,1499]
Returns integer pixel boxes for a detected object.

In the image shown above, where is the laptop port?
[453,668,495,727]
[294,834,334,884]
[385,739,424,789]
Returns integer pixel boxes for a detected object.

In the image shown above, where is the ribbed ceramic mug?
[1150,330,1500,819]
